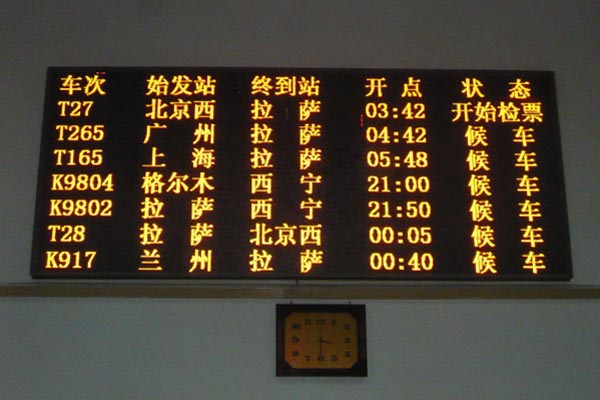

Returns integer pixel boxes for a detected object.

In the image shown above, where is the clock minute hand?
[318,336,324,356]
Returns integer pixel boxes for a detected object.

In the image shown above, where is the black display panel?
[31,67,572,280]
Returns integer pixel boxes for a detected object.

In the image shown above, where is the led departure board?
[31,67,572,280]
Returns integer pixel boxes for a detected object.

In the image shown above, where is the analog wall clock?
[276,304,367,377]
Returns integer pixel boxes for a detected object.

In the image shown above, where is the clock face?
[276,304,367,377]
[284,312,358,369]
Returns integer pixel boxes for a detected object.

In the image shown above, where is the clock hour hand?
[319,336,335,345]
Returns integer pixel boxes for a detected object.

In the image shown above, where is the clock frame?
[276,304,367,377]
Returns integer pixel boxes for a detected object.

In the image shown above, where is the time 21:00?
[367,175,430,193]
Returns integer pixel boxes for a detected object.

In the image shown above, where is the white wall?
[2,298,599,399]
[1,1,599,399]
